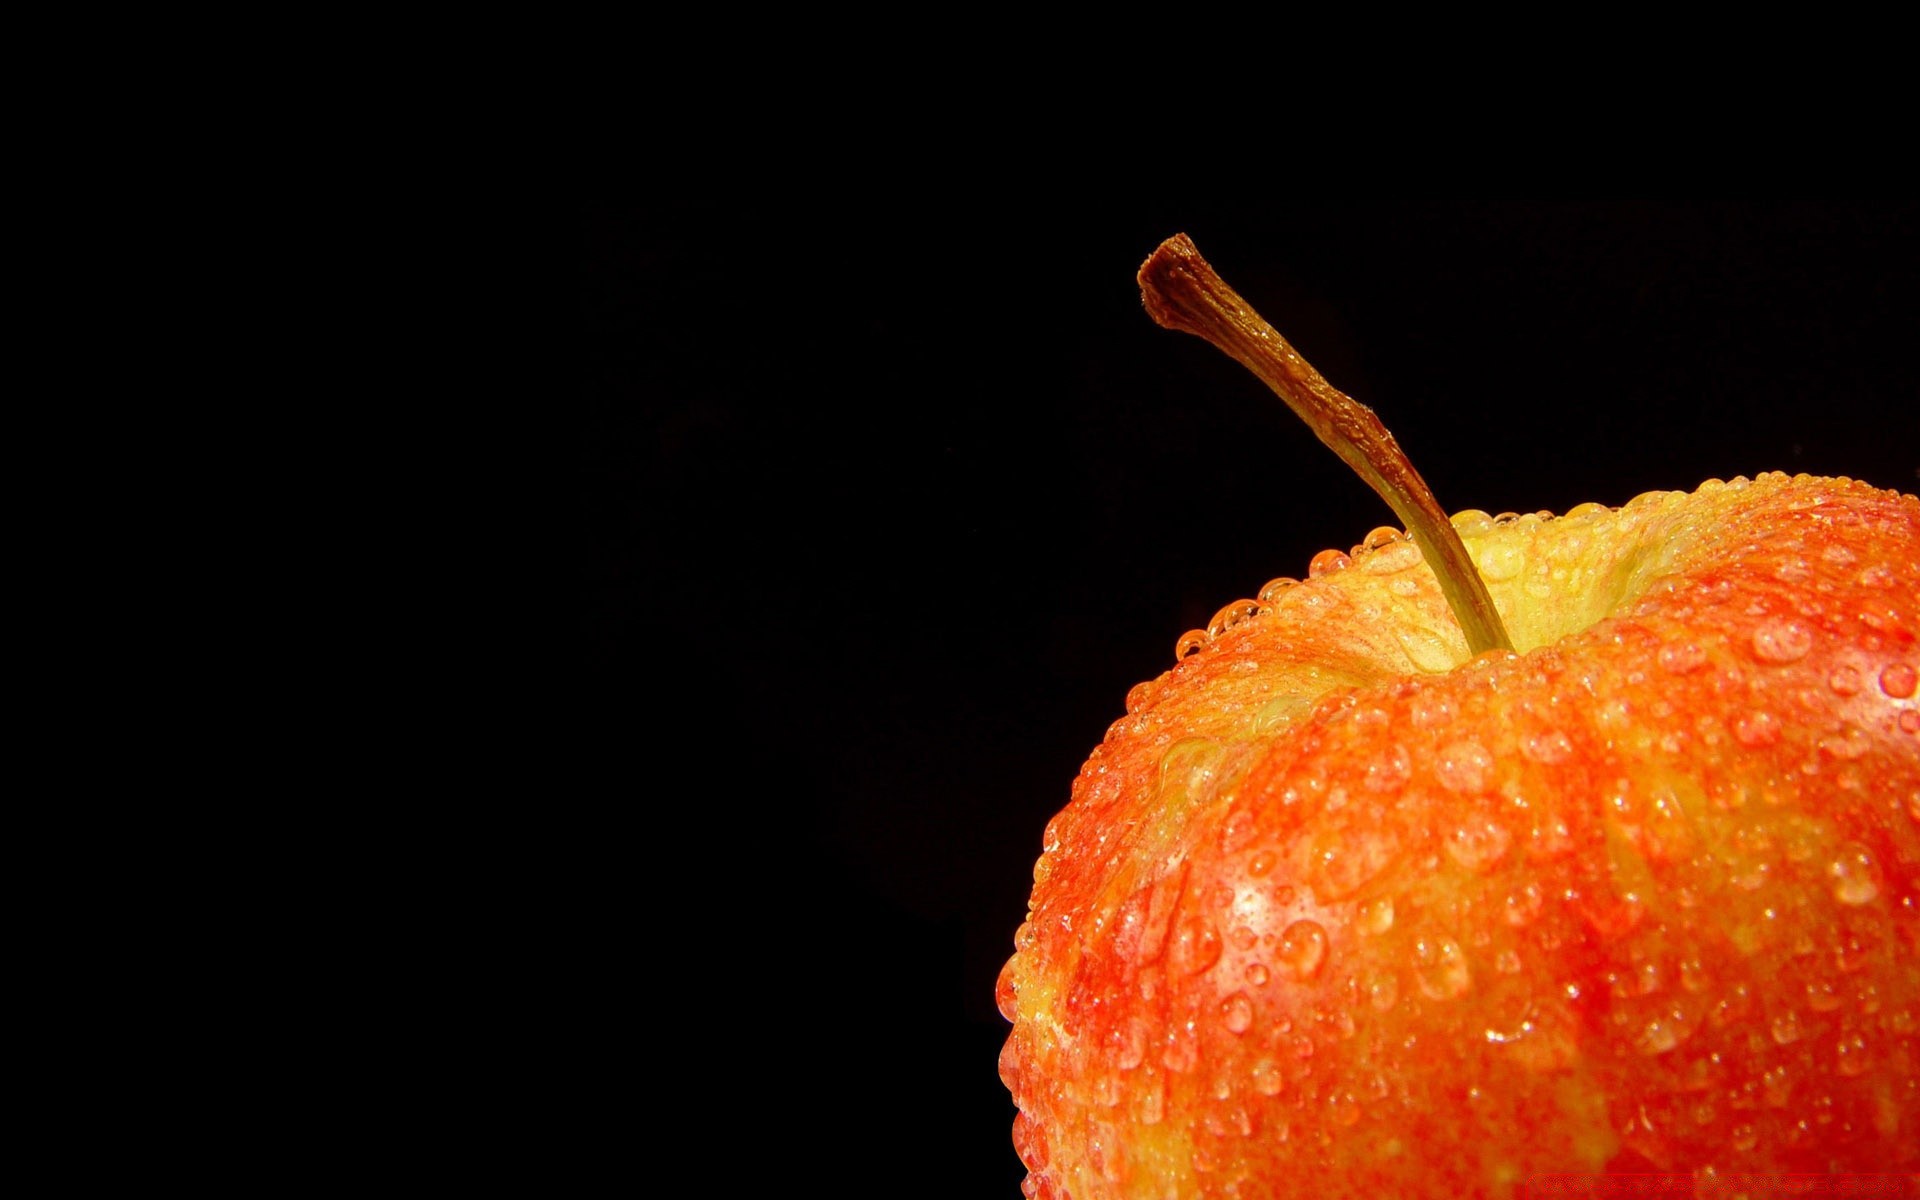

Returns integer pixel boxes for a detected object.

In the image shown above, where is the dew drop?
[1820,725,1871,760]
[1806,979,1843,1012]
[1308,548,1351,578]
[1451,509,1493,536]
[1733,710,1782,747]
[1836,1031,1870,1077]
[1329,1090,1362,1127]
[1221,991,1254,1034]
[1135,1077,1165,1125]
[1395,625,1458,674]
[1245,962,1270,987]
[1367,972,1399,1012]
[1902,710,1920,734]
[1362,540,1423,575]
[1363,743,1412,793]
[1505,882,1544,926]
[1881,661,1918,699]
[1171,917,1223,975]
[1476,542,1525,582]
[1447,819,1512,872]
[1124,679,1160,713]
[1750,620,1813,664]
[1175,630,1208,661]
[1278,920,1329,980]
[1357,895,1395,936]
[1208,599,1262,639]
[1258,576,1300,604]
[995,959,1019,1021]
[1637,1016,1683,1056]
[1856,564,1896,589]
[1409,691,1455,730]
[1770,1011,1802,1045]
[1413,936,1472,1000]
[1250,1058,1284,1096]
[1436,740,1494,793]
[1828,844,1881,906]
[1522,729,1574,764]
[1163,1022,1199,1072]
[1827,664,1864,696]
[1658,641,1709,675]
[1732,1123,1758,1152]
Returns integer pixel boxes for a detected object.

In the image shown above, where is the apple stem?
[1138,234,1515,657]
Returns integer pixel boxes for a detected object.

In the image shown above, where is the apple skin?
[998,472,1920,1199]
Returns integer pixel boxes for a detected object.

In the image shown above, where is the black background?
[581,199,1917,1195]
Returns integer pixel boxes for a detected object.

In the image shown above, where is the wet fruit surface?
[999,474,1920,1199]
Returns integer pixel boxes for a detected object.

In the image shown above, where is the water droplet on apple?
[1451,509,1494,536]
[1135,1076,1165,1125]
[1734,710,1782,747]
[1357,895,1395,935]
[1505,883,1544,926]
[1367,972,1399,1012]
[1250,1058,1285,1096]
[1750,619,1813,664]
[1413,936,1472,1000]
[1770,1011,1803,1045]
[1308,548,1351,578]
[1408,691,1454,730]
[1447,818,1511,872]
[1362,539,1423,575]
[1329,1089,1362,1127]
[1393,625,1457,674]
[1208,599,1262,639]
[1258,576,1300,604]
[1835,1031,1871,1077]
[1637,1015,1683,1056]
[1171,916,1223,974]
[1436,740,1494,793]
[996,960,1020,1020]
[1522,729,1573,764]
[1475,542,1525,582]
[1278,920,1328,980]
[1829,844,1881,905]
[1658,641,1708,675]
[1220,991,1254,1034]
[1162,1021,1199,1072]
[1363,742,1412,793]
[1827,664,1864,696]
[1881,661,1918,699]
[1806,978,1843,1012]
[1819,724,1871,760]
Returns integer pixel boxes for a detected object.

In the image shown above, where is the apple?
[996,235,1920,1198]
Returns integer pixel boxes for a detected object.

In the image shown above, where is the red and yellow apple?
[996,237,1920,1198]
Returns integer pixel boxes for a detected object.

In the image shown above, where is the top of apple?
[997,236,1920,1199]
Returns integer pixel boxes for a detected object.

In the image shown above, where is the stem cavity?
[1138,234,1514,657]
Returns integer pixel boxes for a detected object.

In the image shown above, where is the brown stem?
[1138,233,1514,657]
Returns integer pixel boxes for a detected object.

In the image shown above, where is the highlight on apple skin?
[996,237,1920,1200]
